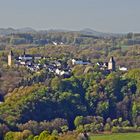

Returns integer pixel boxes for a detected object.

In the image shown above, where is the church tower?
[8,50,14,66]
[23,49,26,56]
[108,56,116,71]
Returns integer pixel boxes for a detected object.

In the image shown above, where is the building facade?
[108,56,116,71]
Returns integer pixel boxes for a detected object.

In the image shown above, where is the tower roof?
[109,56,115,63]
[9,50,14,56]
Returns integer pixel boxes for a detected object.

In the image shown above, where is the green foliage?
[74,116,84,128]
[38,131,50,140]
[111,127,120,133]
[0,66,140,135]
[4,132,14,140]
[132,102,138,124]
[104,123,111,131]
[96,101,109,118]
[90,133,140,140]
[51,77,61,90]
[60,125,69,133]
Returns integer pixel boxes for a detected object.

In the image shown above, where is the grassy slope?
[90,133,140,140]
[59,133,140,140]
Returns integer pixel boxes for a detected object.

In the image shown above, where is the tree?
[96,101,109,118]
[4,132,14,140]
[74,116,84,128]
[38,131,49,140]
[104,123,111,131]
[61,125,69,133]
[51,77,61,91]
[132,102,137,125]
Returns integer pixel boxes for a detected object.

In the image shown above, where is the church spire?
[108,56,116,71]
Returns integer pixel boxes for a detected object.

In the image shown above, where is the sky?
[0,0,140,33]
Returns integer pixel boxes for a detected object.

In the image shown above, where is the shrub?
[111,127,120,133]
[104,123,111,131]
[4,132,14,140]
[74,116,84,128]
[76,125,84,133]
[121,120,130,127]
[121,127,137,133]
[84,124,91,132]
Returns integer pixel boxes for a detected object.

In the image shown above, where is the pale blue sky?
[0,0,140,33]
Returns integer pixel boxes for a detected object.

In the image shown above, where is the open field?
[90,133,140,140]
[59,133,140,140]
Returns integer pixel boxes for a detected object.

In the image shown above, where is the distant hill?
[0,27,36,35]
[0,27,123,37]
[79,28,122,37]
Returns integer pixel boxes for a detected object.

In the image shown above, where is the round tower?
[8,50,14,66]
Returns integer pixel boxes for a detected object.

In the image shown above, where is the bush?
[121,120,130,127]
[104,123,111,131]
[52,130,58,136]
[121,127,137,133]
[74,116,84,128]
[84,124,91,132]
[89,123,96,133]
[76,125,84,133]
[112,126,138,133]
[111,127,120,133]
[112,119,118,126]
[4,132,14,140]
[95,123,104,132]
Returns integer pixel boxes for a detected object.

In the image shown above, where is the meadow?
[90,133,140,140]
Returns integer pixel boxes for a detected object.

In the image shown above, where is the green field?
[90,133,140,140]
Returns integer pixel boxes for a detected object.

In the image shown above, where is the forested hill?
[0,67,140,139]
[0,31,140,139]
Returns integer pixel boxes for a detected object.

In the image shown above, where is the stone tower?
[8,50,13,66]
[23,49,26,56]
[108,56,116,71]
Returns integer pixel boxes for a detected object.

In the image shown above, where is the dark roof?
[20,54,33,57]
[33,54,42,57]
[109,56,115,63]
[9,50,14,56]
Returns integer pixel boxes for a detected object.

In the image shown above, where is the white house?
[71,59,90,65]
[34,54,42,60]
[55,68,71,76]
[55,68,61,75]
[19,54,33,61]
[119,66,128,71]
[52,41,58,46]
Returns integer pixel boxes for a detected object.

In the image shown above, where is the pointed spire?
[109,56,115,63]
[23,49,26,56]
[9,50,13,56]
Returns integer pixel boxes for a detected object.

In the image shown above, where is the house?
[71,59,90,65]
[119,66,128,71]
[34,54,42,60]
[96,62,108,70]
[96,62,104,66]
[55,68,71,78]
[18,54,33,61]
[18,49,42,61]
[55,68,61,75]
[20,60,26,65]
[16,50,42,67]
[52,41,58,46]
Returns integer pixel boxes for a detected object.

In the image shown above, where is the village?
[7,50,128,78]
